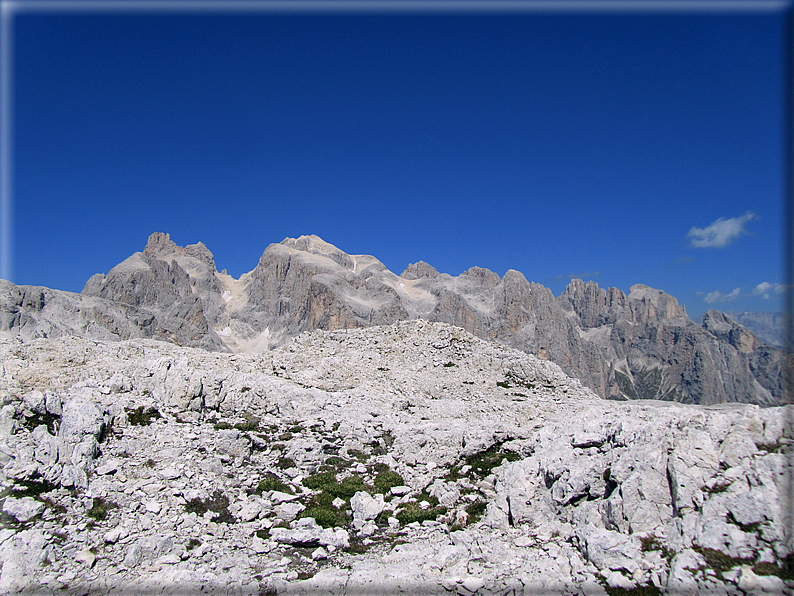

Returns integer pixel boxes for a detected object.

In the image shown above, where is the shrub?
[465,500,487,524]
[86,497,119,521]
[299,491,348,528]
[446,444,520,481]
[373,470,404,494]
[276,457,296,469]
[303,471,337,490]
[184,490,235,523]
[126,406,161,426]
[395,502,447,525]
[256,473,293,495]
[186,538,201,551]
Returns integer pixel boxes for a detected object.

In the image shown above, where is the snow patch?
[221,291,232,303]
[217,327,232,337]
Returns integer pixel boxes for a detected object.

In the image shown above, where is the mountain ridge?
[1,232,787,406]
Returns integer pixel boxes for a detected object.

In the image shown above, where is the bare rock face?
[1,233,787,406]
[0,322,789,595]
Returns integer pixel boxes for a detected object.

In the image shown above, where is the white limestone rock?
[2,495,45,522]
[350,491,384,525]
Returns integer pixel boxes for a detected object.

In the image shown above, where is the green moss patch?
[276,457,296,469]
[184,490,235,523]
[256,473,293,495]
[693,546,753,577]
[86,497,119,521]
[126,406,161,426]
[465,500,487,524]
[753,558,794,581]
[639,536,673,561]
[704,481,732,494]
[299,491,349,528]
[446,443,521,481]
[373,469,404,494]
[6,478,58,500]
[395,501,447,525]
[186,538,201,551]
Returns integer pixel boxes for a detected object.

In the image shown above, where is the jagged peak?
[460,266,501,286]
[280,235,342,255]
[143,232,179,258]
[142,233,216,270]
[401,261,440,280]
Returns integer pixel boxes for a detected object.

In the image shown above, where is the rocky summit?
[0,320,791,595]
[1,232,788,406]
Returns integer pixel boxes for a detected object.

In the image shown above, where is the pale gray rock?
[269,524,350,549]
[2,495,45,521]
[350,491,384,525]
[0,322,789,596]
[577,525,642,574]
[0,529,51,593]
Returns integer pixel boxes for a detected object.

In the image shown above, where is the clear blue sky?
[10,2,789,318]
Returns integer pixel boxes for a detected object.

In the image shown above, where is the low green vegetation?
[395,500,447,525]
[756,441,785,454]
[300,491,349,528]
[126,406,161,426]
[186,538,201,551]
[693,546,753,578]
[639,535,673,562]
[6,478,58,500]
[184,490,235,523]
[373,469,404,494]
[446,443,521,481]
[86,497,119,521]
[465,500,487,524]
[704,481,732,494]
[255,473,293,495]
[753,557,794,580]
[276,457,296,469]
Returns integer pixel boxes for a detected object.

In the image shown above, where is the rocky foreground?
[0,320,791,595]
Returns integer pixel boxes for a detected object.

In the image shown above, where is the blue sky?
[8,1,790,318]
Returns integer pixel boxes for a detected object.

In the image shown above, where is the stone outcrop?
[1,233,788,405]
[0,322,790,594]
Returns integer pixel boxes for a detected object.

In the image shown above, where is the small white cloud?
[752,282,773,296]
[751,282,790,299]
[687,211,757,248]
[703,288,741,304]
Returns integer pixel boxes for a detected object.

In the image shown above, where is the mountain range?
[1,232,788,407]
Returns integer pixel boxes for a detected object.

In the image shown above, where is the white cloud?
[703,288,741,304]
[752,282,790,299]
[687,211,757,248]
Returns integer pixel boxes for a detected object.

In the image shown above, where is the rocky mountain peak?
[142,232,179,258]
[460,266,501,288]
[628,283,687,322]
[400,261,440,280]
[279,235,354,270]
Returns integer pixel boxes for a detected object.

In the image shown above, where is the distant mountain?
[1,232,787,406]
[720,311,789,349]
